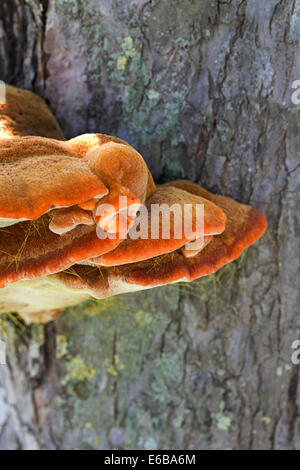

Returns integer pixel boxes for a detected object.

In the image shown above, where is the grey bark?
[0,0,299,450]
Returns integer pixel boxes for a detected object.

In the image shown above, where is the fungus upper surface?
[0,136,109,222]
[0,85,65,139]
[67,134,156,201]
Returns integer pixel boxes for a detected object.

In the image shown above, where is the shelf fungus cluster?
[0,85,267,323]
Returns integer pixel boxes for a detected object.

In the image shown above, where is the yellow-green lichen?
[147,89,160,102]
[276,366,283,377]
[56,334,68,359]
[261,416,271,425]
[121,36,137,58]
[216,415,232,431]
[107,354,126,377]
[134,309,153,326]
[117,55,127,71]
[62,355,96,385]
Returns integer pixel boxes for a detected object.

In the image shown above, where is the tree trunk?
[0,0,299,450]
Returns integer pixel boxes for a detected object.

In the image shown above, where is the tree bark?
[0,0,299,450]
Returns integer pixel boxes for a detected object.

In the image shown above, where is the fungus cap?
[0,136,108,223]
[0,84,65,139]
[67,133,156,201]
[86,142,150,203]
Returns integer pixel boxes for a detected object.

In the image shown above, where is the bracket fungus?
[0,85,267,323]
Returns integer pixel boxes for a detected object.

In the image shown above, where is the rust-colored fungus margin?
[0,86,267,323]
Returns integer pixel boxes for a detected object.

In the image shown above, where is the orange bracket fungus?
[0,85,267,323]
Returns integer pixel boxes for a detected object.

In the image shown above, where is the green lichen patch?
[61,355,96,385]
[56,334,68,359]
[121,36,137,58]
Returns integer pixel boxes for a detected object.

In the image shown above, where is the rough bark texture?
[0,0,299,450]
